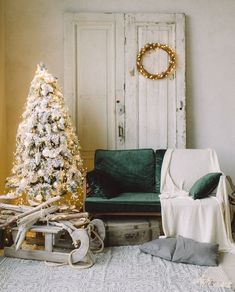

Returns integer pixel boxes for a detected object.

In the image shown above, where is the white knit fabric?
[195,266,233,289]
[160,149,235,253]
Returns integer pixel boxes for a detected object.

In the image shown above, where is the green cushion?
[87,170,123,198]
[86,170,107,198]
[189,172,222,200]
[155,149,167,193]
[85,192,161,213]
[94,149,156,196]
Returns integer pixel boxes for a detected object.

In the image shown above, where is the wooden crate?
[104,217,162,247]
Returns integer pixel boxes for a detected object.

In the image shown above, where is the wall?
[0,0,6,193]
[3,0,235,180]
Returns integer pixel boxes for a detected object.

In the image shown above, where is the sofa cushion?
[94,149,156,195]
[140,237,177,261]
[189,172,222,199]
[86,170,121,198]
[155,149,167,193]
[85,192,161,213]
[172,235,219,266]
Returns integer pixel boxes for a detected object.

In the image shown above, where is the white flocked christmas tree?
[6,64,85,205]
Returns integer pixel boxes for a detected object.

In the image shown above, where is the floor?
[1,218,235,289]
[220,252,235,289]
[0,248,235,290]
[1,246,235,292]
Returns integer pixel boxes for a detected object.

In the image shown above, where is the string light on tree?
[6,64,85,205]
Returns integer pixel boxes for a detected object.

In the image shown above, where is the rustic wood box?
[103,217,162,247]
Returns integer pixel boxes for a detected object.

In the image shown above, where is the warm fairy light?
[136,43,176,80]
[5,64,85,205]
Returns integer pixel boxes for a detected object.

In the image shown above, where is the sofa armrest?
[225,176,235,205]
[216,175,235,229]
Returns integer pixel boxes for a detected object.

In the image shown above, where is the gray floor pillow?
[172,235,219,266]
[140,237,177,261]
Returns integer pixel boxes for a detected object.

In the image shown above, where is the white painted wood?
[175,14,186,148]
[12,225,63,234]
[124,13,186,149]
[64,13,125,168]
[45,233,53,252]
[64,13,185,166]
[114,14,125,149]
[4,246,70,263]
[124,13,138,149]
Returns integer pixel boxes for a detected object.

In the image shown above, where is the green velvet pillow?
[189,172,222,200]
[86,170,105,198]
[86,170,120,198]
[95,170,123,197]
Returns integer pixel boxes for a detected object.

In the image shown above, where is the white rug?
[0,246,233,292]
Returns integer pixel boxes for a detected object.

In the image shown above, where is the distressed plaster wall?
[0,0,6,193]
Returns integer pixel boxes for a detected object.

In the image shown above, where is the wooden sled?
[4,219,105,266]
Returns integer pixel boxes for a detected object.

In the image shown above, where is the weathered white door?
[125,13,185,149]
[64,13,185,169]
[64,13,125,169]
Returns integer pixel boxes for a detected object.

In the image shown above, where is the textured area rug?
[0,246,233,292]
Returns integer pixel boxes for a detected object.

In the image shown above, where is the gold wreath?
[136,43,176,80]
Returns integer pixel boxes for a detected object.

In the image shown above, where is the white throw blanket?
[160,149,235,253]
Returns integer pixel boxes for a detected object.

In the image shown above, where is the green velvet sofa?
[84,149,166,216]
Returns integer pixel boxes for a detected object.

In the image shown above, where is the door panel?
[76,21,115,168]
[64,13,124,169]
[124,13,185,149]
